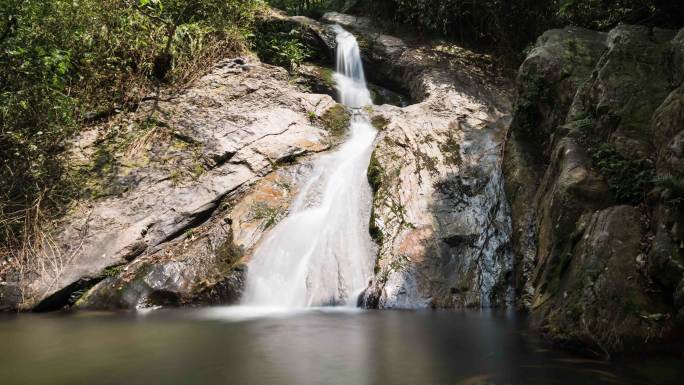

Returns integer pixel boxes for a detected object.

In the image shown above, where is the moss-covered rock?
[510,27,608,155]
[320,104,351,137]
[370,114,390,131]
[367,151,383,194]
[504,25,684,353]
[535,206,671,356]
[505,26,609,308]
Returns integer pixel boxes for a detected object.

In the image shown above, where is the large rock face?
[505,25,684,353]
[322,13,515,308]
[0,11,517,313]
[0,57,347,311]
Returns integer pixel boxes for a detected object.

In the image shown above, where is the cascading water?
[240,26,377,308]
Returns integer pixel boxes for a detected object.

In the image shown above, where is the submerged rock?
[322,13,516,309]
[505,25,684,353]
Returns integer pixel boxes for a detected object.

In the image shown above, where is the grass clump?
[103,264,125,278]
[215,231,243,267]
[248,201,283,230]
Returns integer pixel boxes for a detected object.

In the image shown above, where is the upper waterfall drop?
[332,25,372,109]
[240,26,377,308]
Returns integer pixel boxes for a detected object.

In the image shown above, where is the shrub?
[256,33,312,70]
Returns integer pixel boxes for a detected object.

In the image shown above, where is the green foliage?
[267,0,346,17]
[557,0,680,30]
[356,0,557,51]
[252,17,315,71]
[589,143,655,204]
[135,0,262,77]
[355,0,684,52]
[259,33,311,70]
[0,0,263,248]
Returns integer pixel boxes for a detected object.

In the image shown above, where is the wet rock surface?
[322,13,516,309]
[1,57,342,311]
[505,25,684,353]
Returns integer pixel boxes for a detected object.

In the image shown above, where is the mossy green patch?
[103,264,125,278]
[371,115,390,131]
[320,104,351,137]
[367,152,383,194]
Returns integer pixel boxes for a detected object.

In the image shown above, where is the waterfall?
[241,26,377,308]
[332,25,372,108]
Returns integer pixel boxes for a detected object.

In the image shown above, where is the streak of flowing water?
[241,26,377,308]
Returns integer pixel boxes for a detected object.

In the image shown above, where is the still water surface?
[1,309,682,385]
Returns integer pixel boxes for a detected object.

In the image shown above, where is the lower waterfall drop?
[241,26,377,308]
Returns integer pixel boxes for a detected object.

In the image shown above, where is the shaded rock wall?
[505,25,684,353]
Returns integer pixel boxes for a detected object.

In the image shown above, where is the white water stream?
[240,26,377,308]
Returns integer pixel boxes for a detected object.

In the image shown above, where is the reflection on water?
[0,309,682,385]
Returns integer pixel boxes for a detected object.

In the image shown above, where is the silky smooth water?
[242,26,376,307]
[1,310,682,385]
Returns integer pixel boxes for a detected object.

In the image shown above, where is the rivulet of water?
[241,26,377,307]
